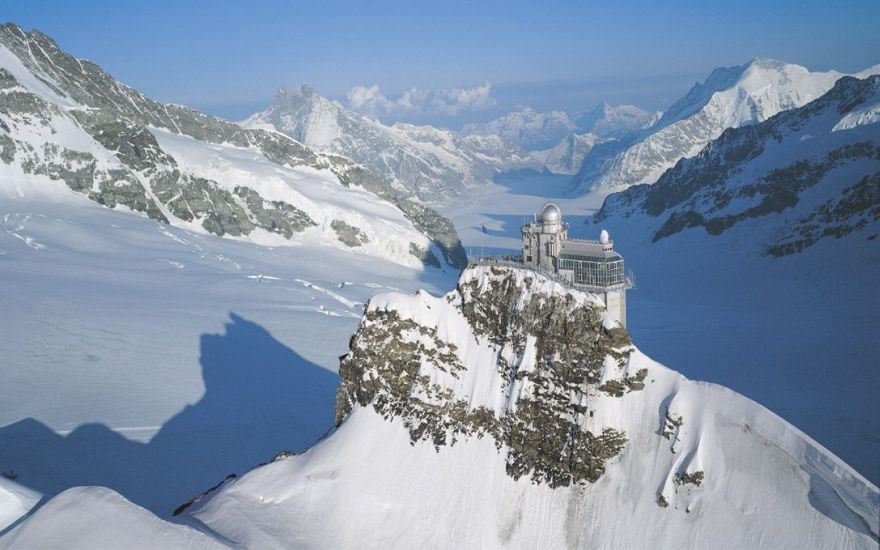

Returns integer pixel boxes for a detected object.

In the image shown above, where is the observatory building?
[521,203,632,327]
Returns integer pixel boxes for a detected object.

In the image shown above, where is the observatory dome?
[540,203,561,223]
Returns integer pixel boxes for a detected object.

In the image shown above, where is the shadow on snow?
[0,313,339,518]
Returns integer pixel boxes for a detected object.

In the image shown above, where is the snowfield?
[6,266,876,549]
[0,174,452,521]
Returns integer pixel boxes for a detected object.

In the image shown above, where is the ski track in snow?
[2,213,46,251]
[156,259,184,269]
[293,278,359,309]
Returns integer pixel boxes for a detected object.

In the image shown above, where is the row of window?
[557,257,626,287]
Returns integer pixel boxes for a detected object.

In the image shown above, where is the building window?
[557,256,625,288]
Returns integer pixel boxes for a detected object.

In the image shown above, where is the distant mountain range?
[573,58,880,193]
[243,86,664,201]
[593,73,880,257]
[242,84,531,204]
[246,58,878,204]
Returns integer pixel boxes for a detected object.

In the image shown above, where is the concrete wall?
[604,290,627,328]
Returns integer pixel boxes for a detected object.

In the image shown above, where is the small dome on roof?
[540,203,561,223]
[600,229,610,244]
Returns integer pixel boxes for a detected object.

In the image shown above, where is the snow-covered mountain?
[574,102,661,139]
[593,74,880,256]
[6,266,877,548]
[242,85,533,204]
[586,74,880,485]
[529,132,609,175]
[573,58,880,193]
[0,24,466,270]
[464,104,659,176]
[461,107,579,150]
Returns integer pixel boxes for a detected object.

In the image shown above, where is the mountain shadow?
[0,313,339,516]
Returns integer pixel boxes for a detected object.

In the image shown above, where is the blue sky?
[3,0,879,125]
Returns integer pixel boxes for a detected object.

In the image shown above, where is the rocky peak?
[335,265,642,486]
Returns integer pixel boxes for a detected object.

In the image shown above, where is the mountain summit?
[243,85,530,204]
[573,57,878,193]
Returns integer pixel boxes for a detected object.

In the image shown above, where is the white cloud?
[346,82,496,119]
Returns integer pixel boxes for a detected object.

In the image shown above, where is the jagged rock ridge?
[335,266,637,486]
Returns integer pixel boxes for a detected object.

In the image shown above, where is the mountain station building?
[521,203,632,327]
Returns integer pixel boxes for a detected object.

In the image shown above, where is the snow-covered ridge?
[594,74,880,257]
[0,23,466,269]
[573,57,880,194]
[178,264,878,549]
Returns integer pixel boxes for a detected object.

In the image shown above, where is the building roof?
[561,239,622,260]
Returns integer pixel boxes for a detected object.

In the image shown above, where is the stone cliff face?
[0,24,466,269]
[336,266,644,487]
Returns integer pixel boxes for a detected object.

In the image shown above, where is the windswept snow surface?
[0,478,40,532]
[184,267,879,549]
[0,487,226,549]
[0,175,452,519]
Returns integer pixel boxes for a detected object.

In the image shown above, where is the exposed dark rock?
[409,242,442,269]
[674,470,705,487]
[336,267,638,487]
[331,219,369,247]
[767,171,880,256]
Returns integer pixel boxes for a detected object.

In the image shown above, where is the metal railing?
[467,255,634,294]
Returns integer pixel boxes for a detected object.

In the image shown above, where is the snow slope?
[589,74,880,484]
[0,487,226,549]
[177,266,879,549]
[2,250,877,548]
[0,173,453,519]
[0,478,40,532]
[573,57,880,193]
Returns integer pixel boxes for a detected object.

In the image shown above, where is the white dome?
[540,203,561,223]
[599,229,610,244]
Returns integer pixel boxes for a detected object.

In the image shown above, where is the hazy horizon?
[3,0,880,126]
